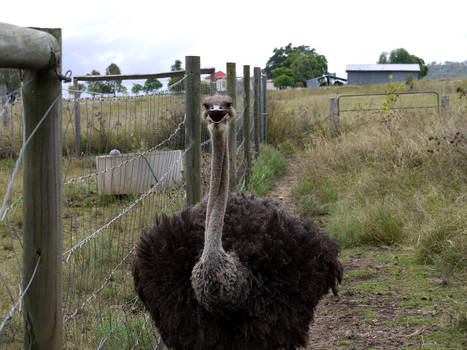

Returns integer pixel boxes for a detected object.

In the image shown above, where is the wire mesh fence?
[61,79,187,349]
[0,64,268,349]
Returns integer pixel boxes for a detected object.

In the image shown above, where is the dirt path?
[265,157,442,350]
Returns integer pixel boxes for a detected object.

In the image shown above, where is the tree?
[68,83,85,97]
[378,52,389,64]
[265,44,328,86]
[171,59,183,72]
[86,70,106,94]
[272,67,295,89]
[105,63,123,96]
[285,49,328,86]
[169,59,184,91]
[264,43,295,78]
[132,83,144,95]
[143,78,162,94]
[378,48,429,78]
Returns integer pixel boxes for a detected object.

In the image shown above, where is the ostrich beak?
[206,105,229,124]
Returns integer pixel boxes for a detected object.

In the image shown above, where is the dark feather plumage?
[133,192,342,350]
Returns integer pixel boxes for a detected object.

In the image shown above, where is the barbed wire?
[64,113,186,185]
[63,148,187,262]
[0,255,41,333]
[63,245,136,323]
[0,86,61,221]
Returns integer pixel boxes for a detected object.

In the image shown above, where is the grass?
[340,246,466,349]
[268,77,467,275]
[1,153,185,348]
[246,144,288,196]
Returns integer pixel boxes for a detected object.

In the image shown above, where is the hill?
[426,60,467,79]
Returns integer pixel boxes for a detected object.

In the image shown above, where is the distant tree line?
[426,60,467,79]
[69,60,187,96]
[265,43,328,89]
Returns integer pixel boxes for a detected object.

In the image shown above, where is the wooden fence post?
[22,27,63,350]
[243,65,251,184]
[253,67,261,157]
[185,56,201,206]
[226,62,236,190]
[441,95,450,114]
[210,70,216,95]
[73,78,81,156]
[330,97,339,134]
[261,74,268,143]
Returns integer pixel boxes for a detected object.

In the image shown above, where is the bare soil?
[265,157,444,350]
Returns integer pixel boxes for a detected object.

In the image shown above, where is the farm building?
[346,64,420,85]
[205,71,227,91]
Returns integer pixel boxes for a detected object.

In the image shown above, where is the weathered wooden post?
[210,70,216,95]
[243,65,251,185]
[261,74,268,143]
[441,95,450,114]
[185,56,202,206]
[21,27,63,350]
[226,62,237,190]
[253,67,261,157]
[329,97,339,134]
[73,78,81,156]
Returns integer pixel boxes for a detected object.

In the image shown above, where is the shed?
[346,64,420,85]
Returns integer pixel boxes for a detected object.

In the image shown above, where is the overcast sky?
[3,0,467,83]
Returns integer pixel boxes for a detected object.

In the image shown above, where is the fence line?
[1,30,268,349]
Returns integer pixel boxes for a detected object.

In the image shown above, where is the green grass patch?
[246,144,288,196]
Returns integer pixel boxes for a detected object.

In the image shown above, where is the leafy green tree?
[378,52,389,64]
[86,70,106,94]
[169,59,184,91]
[105,63,123,96]
[272,67,295,89]
[132,83,144,95]
[171,59,183,72]
[143,78,162,94]
[264,43,295,78]
[119,85,128,95]
[265,44,328,86]
[285,49,328,86]
[68,83,85,97]
[378,48,429,78]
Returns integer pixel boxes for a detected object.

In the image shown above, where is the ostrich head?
[191,95,248,314]
[202,94,236,130]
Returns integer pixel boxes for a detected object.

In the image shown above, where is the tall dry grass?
[268,77,467,273]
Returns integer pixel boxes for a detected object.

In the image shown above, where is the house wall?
[347,71,419,85]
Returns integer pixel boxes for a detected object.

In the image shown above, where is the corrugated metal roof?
[346,64,420,72]
[205,71,227,80]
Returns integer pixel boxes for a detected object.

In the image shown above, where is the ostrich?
[133,94,343,350]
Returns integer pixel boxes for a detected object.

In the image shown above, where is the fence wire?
[0,70,267,349]
[61,78,187,350]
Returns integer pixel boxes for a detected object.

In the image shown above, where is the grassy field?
[1,76,465,348]
[267,76,466,348]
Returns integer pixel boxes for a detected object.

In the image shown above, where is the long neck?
[202,124,230,258]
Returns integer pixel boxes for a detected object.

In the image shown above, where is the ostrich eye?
[203,104,210,110]
[225,103,232,108]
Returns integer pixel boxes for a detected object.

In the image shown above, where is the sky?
[2,0,467,88]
